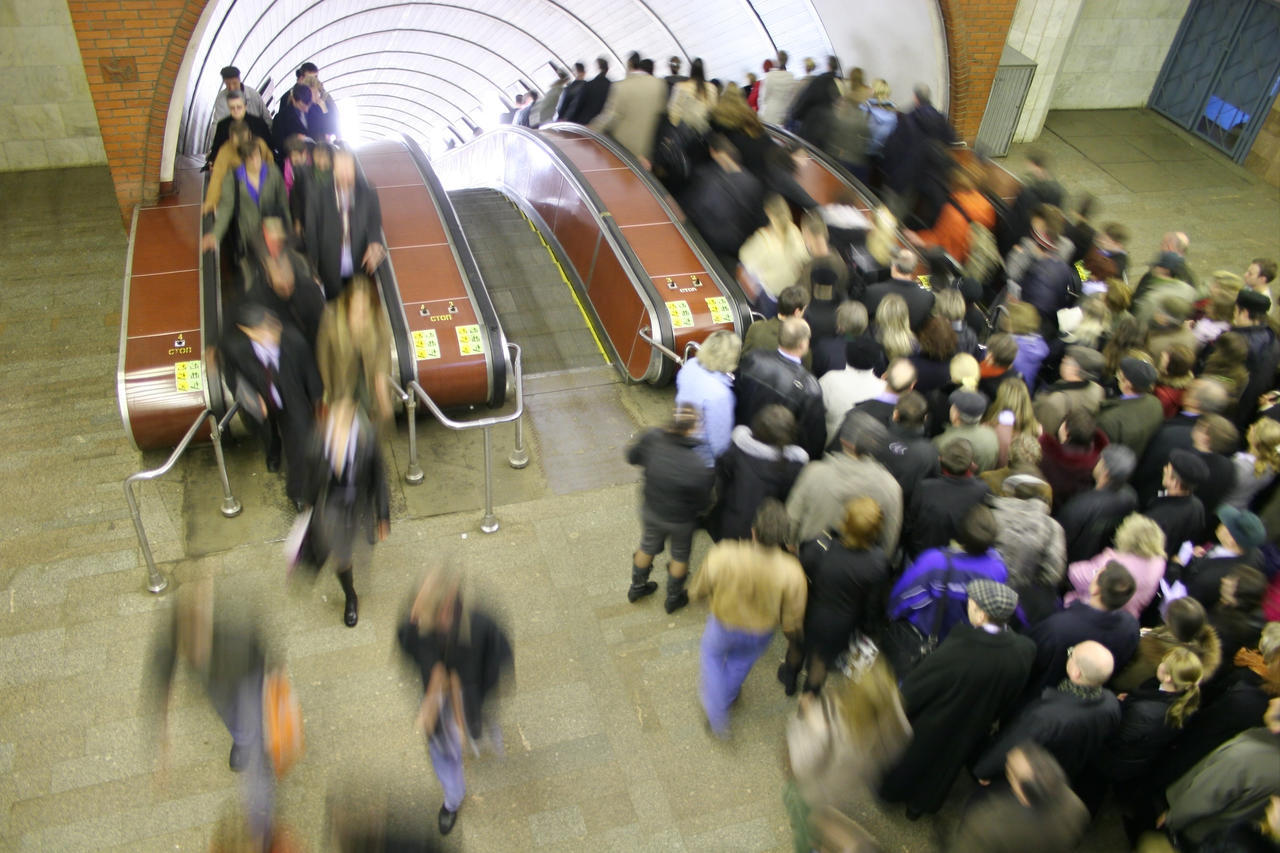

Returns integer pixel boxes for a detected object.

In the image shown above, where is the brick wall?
[65,0,202,223]
[1245,94,1280,189]
[937,0,1020,142]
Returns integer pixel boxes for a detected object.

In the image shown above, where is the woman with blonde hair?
[1226,417,1280,510]
[315,274,393,427]
[675,329,742,465]
[738,194,807,315]
[875,293,917,360]
[1112,596,1222,692]
[1064,513,1166,620]
[932,287,979,356]
[668,57,719,133]
[927,352,980,437]
[984,376,1041,468]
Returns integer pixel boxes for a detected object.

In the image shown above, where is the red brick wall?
[66,0,203,224]
[938,0,1020,143]
[71,0,1017,223]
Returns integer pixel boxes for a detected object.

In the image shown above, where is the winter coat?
[1011,333,1049,391]
[1153,668,1273,790]
[1133,413,1199,505]
[1184,549,1264,610]
[1165,727,1280,844]
[881,422,940,510]
[1019,256,1076,336]
[298,412,391,572]
[880,624,1035,815]
[934,423,1001,474]
[1096,393,1166,459]
[734,349,826,460]
[1145,494,1207,558]
[973,684,1122,784]
[1059,485,1139,562]
[1039,429,1109,511]
[1064,548,1166,621]
[981,463,1053,506]
[888,547,1009,642]
[989,495,1067,592]
[710,425,807,541]
[798,534,889,660]
[819,366,883,443]
[1224,324,1280,429]
[674,358,736,465]
[681,163,766,256]
[948,785,1089,853]
[626,428,715,525]
[1090,684,1184,781]
[787,451,903,552]
[1025,602,1140,696]
[904,474,990,558]
[1111,623,1222,693]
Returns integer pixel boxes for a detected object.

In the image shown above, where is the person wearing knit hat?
[1096,356,1165,458]
[1179,505,1268,608]
[1143,448,1208,560]
[967,579,1019,625]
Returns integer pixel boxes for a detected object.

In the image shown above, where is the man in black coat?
[207,90,273,165]
[1132,378,1228,504]
[1208,289,1280,430]
[974,639,1121,786]
[271,84,328,159]
[881,580,1035,819]
[734,317,826,460]
[1144,448,1208,559]
[862,248,935,332]
[680,134,766,264]
[880,391,940,510]
[903,439,989,558]
[1058,445,1139,562]
[564,57,611,124]
[304,149,385,300]
[1024,561,1139,697]
[880,84,955,204]
[786,55,840,146]
[219,302,322,508]
[555,62,587,121]
[244,218,325,349]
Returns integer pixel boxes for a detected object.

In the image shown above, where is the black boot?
[776,662,800,697]
[338,569,358,627]
[627,563,658,602]
[664,572,689,614]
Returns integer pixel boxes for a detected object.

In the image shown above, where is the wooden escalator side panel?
[118,163,208,450]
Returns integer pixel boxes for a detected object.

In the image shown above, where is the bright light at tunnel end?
[339,102,366,146]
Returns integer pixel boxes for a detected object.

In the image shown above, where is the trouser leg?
[428,700,466,812]
[218,669,274,843]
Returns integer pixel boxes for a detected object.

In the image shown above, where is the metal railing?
[639,327,685,367]
[389,342,528,533]
[124,402,241,593]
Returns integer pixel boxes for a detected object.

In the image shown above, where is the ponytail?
[1166,683,1200,729]
[1160,647,1203,729]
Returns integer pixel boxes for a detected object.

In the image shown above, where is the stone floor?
[0,108,1276,852]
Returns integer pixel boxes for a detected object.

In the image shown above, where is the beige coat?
[590,71,670,162]
[315,303,392,424]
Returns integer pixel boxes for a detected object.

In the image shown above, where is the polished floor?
[0,109,1276,852]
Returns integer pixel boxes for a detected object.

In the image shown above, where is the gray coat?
[989,495,1067,590]
[786,452,902,553]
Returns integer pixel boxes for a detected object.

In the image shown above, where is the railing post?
[480,424,499,533]
[507,344,528,469]
[405,389,425,485]
[125,480,168,593]
[209,412,242,518]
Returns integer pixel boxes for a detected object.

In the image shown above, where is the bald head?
[333,149,355,191]
[883,358,918,394]
[1162,231,1190,255]
[1068,640,1114,687]
[778,316,811,355]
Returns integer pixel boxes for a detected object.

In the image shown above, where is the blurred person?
[667,57,718,133]
[926,352,979,438]
[513,89,538,127]
[555,62,588,122]
[1112,596,1222,694]
[975,333,1022,402]
[981,431,1053,506]
[281,135,314,235]
[565,57,611,124]
[1133,251,1198,328]
[787,55,841,146]
[397,565,513,836]
[888,503,1010,647]
[532,69,569,126]
[1211,566,1269,666]
[663,55,685,90]
[675,329,742,465]
[204,120,274,215]
[680,133,766,267]
[881,391,940,510]
[1003,150,1065,252]
[295,62,338,138]
[210,65,268,128]
[908,315,957,393]
[880,84,956,219]
[1027,561,1139,695]
[757,50,799,125]
[983,374,1041,470]
[1144,448,1209,560]
[1244,257,1277,296]
[1007,206,1075,338]
[903,439,990,558]
[780,496,889,694]
[1101,314,1147,380]
[690,499,806,737]
[1153,343,1197,419]
[709,404,807,541]
[625,405,715,611]
[202,141,291,264]
[1038,407,1108,510]
[934,388,999,473]
[908,166,996,268]
[219,302,321,508]
[315,274,393,428]
[1201,329,1251,404]
[296,398,390,627]
[989,473,1066,622]
[813,299,871,379]
[1004,302,1048,390]
[863,248,935,332]
[830,357,916,435]
[1162,698,1280,847]
[1097,356,1165,458]
[882,580,1035,819]
[305,149,385,300]
[207,88,273,167]
[1191,270,1244,346]
[1208,289,1280,430]
[933,287,980,358]
[734,317,826,459]
[874,293,917,361]
[591,51,668,164]
[150,580,274,845]
[949,744,1088,852]
[1193,794,1280,852]
[739,194,808,316]
[787,411,901,550]
[973,640,1121,786]
[709,84,771,176]
[247,218,325,349]
[1145,295,1197,364]
[824,82,872,182]
[271,84,324,158]
[1081,221,1130,282]
[741,284,812,368]
[798,211,849,307]
[1133,377,1230,504]
[1177,504,1263,611]
[1064,513,1166,621]
[1225,417,1280,510]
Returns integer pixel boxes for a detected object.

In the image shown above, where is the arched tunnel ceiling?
[179,0,840,153]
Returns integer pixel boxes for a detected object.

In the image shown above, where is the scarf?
[979,361,1007,379]
[1057,679,1102,702]
[1234,647,1280,696]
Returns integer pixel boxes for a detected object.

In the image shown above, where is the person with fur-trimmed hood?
[708,404,808,541]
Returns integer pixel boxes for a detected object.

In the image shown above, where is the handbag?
[262,668,305,778]
[881,552,955,678]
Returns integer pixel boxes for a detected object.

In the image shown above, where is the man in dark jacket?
[881,580,1034,819]
[974,640,1121,786]
[625,405,716,612]
[563,57,611,124]
[786,55,840,146]
[1132,378,1229,504]
[1144,448,1208,559]
[1096,357,1165,459]
[271,84,327,158]
[1024,561,1139,696]
[304,149,385,299]
[734,318,826,460]
[681,134,766,266]
[245,218,325,349]
[1058,445,1139,562]
[555,62,587,121]
[903,439,989,558]
[1217,289,1280,430]
[880,391,939,510]
[880,85,955,210]
[862,248,935,332]
[207,90,274,165]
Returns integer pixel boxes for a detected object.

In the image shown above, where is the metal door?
[1150,0,1280,162]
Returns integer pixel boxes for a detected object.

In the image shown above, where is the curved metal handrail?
[638,328,685,367]
[389,342,528,533]
[124,402,242,593]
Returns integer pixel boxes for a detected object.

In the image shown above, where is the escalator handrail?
[437,125,675,384]
[199,174,228,420]
[116,206,143,451]
[539,121,752,338]
[398,134,508,407]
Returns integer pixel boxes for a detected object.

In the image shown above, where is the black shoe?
[438,804,458,836]
[229,743,245,772]
[664,590,688,614]
[776,663,799,697]
[344,595,358,627]
[627,581,658,602]
[266,454,282,473]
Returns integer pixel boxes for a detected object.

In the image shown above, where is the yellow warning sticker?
[1075,261,1090,282]
[705,297,733,325]
[917,274,931,291]
[174,360,203,392]
[412,329,441,360]
[456,324,484,356]
[667,300,694,329]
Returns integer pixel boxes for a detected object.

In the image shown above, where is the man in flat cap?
[1205,288,1280,430]
[935,388,999,473]
[1096,357,1165,458]
[1034,344,1106,436]
[208,66,268,146]
[1144,447,1208,560]
[881,579,1034,819]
